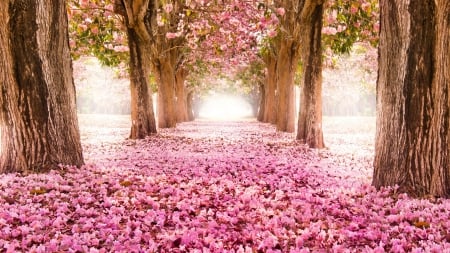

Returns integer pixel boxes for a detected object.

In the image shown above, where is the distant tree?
[0,1,84,173]
[112,0,161,137]
[296,2,325,148]
[373,0,450,198]
[257,0,378,148]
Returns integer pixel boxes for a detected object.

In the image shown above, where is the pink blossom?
[374,22,380,32]
[322,26,338,35]
[276,8,286,16]
[0,117,449,252]
[166,32,178,39]
[163,3,173,13]
[113,45,129,52]
[267,29,277,38]
[90,26,99,35]
[326,10,338,24]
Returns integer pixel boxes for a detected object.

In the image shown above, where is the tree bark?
[0,1,83,173]
[115,0,157,139]
[175,67,189,123]
[115,0,180,130]
[276,40,296,133]
[127,28,157,139]
[186,91,195,121]
[263,54,278,124]
[373,0,450,198]
[155,58,177,128]
[297,4,325,149]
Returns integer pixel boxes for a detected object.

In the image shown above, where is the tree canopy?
[68,0,379,82]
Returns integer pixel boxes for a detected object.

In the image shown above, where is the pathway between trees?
[0,115,448,251]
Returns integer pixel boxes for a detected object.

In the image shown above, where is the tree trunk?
[263,55,278,124]
[127,28,157,139]
[187,91,195,121]
[175,67,189,123]
[373,0,450,198]
[156,59,177,128]
[276,41,296,133]
[257,83,265,122]
[297,4,325,149]
[0,1,83,173]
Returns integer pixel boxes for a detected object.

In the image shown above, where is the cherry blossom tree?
[68,0,156,139]
[67,0,379,145]
[0,1,83,172]
[68,0,128,66]
[374,0,450,198]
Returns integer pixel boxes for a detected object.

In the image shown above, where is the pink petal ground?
[0,115,449,252]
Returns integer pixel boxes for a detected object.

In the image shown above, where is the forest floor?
[1,115,449,252]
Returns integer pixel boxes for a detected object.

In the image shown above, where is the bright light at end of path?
[199,95,253,120]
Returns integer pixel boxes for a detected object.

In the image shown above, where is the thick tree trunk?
[263,55,278,124]
[276,41,296,133]
[257,84,265,122]
[175,68,189,123]
[186,91,195,121]
[156,59,177,128]
[127,28,157,139]
[0,1,83,173]
[297,4,325,149]
[373,0,450,198]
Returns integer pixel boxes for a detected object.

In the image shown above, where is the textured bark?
[373,0,450,197]
[0,1,83,173]
[297,4,325,149]
[272,0,324,133]
[263,55,278,124]
[115,0,157,138]
[186,91,195,121]
[156,59,177,128]
[175,68,189,123]
[127,28,157,139]
[276,40,296,133]
[115,0,182,130]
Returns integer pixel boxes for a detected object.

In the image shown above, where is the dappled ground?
[1,115,449,252]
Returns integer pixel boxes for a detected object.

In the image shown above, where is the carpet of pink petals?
[1,115,449,252]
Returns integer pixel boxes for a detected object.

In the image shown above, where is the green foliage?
[68,0,129,67]
[149,74,158,93]
[294,61,303,86]
[323,0,379,54]
[235,60,265,93]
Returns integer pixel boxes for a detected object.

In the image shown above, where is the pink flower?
[105,4,113,11]
[362,2,371,11]
[164,4,173,13]
[322,26,338,35]
[166,32,178,39]
[337,25,346,32]
[276,8,286,16]
[267,29,277,38]
[326,10,338,24]
[91,26,99,35]
[113,45,129,52]
[69,39,76,48]
[373,22,380,32]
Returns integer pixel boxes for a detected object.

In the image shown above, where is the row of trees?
[0,0,448,197]
[68,0,379,145]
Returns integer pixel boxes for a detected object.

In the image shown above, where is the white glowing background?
[199,95,253,120]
